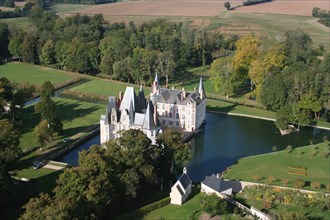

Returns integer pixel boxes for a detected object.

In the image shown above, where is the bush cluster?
[59,90,108,104]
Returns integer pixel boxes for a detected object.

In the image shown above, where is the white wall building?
[170,167,192,205]
[100,86,161,144]
[100,74,206,144]
[201,174,233,198]
[151,74,206,132]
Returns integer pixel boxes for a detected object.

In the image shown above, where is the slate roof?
[154,88,203,105]
[141,101,157,130]
[198,77,206,98]
[138,85,147,110]
[119,87,142,113]
[178,173,192,190]
[201,174,232,193]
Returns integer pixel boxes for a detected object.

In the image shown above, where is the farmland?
[55,0,330,49]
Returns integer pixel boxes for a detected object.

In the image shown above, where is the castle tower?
[198,76,206,99]
[151,73,160,100]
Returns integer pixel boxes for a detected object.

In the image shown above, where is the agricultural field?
[56,0,329,49]
[75,0,243,17]
[223,142,330,192]
[50,3,91,13]
[0,62,76,86]
[234,0,328,16]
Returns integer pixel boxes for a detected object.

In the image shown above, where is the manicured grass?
[20,97,105,151]
[206,99,276,119]
[0,17,36,33]
[50,3,91,13]
[223,142,330,191]
[0,62,76,86]
[142,193,201,220]
[69,78,151,97]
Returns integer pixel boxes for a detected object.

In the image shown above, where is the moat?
[56,113,330,182]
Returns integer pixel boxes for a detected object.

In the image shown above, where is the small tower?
[198,76,206,99]
[151,73,160,97]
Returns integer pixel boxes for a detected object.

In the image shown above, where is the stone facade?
[100,74,206,144]
[151,74,206,132]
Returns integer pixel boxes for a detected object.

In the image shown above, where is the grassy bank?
[0,62,76,86]
[68,78,151,97]
[223,142,330,192]
[20,97,105,151]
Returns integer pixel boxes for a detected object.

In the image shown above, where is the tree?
[294,179,305,189]
[200,193,228,216]
[21,33,38,64]
[34,119,51,148]
[248,44,286,99]
[275,105,293,130]
[224,1,231,10]
[0,23,10,60]
[156,128,191,175]
[34,81,62,135]
[233,35,259,81]
[209,56,236,98]
[0,119,20,204]
[8,29,24,61]
[39,40,56,65]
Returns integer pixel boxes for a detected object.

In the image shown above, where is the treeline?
[210,31,330,130]
[20,129,190,219]
[2,6,237,85]
[312,7,330,27]
[0,2,33,18]
[242,0,271,6]
[53,0,116,4]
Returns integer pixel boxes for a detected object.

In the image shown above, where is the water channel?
[56,113,330,182]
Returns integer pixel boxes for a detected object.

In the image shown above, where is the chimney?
[119,91,123,101]
[183,167,187,174]
[182,87,186,101]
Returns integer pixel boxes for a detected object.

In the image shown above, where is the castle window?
[176,113,179,119]
[169,112,172,118]
[162,104,165,109]
[169,121,173,125]
[176,121,179,126]
[182,114,185,119]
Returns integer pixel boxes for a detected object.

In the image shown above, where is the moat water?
[56,113,330,182]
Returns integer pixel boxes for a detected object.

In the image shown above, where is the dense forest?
[209,33,330,129]
[0,6,237,84]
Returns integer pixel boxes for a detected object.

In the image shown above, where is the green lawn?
[223,142,330,191]
[0,17,36,33]
[20,97,105,151]
[69,78,151,97]
[50,3,91,13]
[0,62,76,86]
[206,99,276,119]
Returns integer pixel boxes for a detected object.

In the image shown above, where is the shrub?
[266,176,276,184]
[281,178,289,186]
[294,179,305,189]
[253,175,262,181]
[272,146,277,152]
[137,197,170,215]
[311,182,321,189]
[286,145,293,153]
[283,195,293,204]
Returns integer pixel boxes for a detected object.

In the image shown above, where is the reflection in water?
[56,113,329,182]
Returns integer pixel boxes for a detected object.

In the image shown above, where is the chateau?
[100,74,206,144]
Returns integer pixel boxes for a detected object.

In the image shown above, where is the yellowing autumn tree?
[233,35,260,78]
[249,44,286,99]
